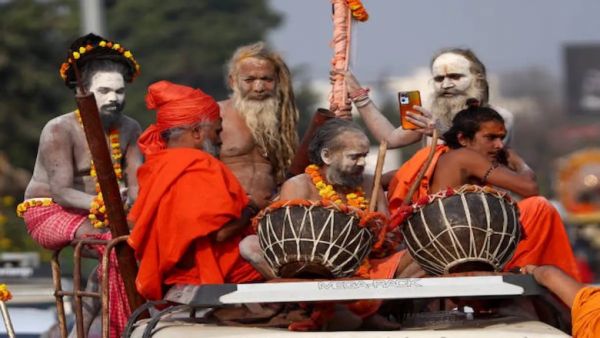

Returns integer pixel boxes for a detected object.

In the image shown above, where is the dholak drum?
[254,200,386,278]
[401,185,521,275]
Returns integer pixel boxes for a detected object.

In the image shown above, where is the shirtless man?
[279,118,387,214]
[18,33,142,250]
[219,42,299,208]
[388,101,581,281]
[344,48,515,148]
[17,33,142,337]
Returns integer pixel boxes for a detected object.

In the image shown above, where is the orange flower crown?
[59,33,140,89]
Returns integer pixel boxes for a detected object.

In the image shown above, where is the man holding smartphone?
[343,47,514,148]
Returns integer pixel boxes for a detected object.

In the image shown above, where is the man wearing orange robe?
[128,80,262,301]
[523,265,599,337]
[387,102,581,281]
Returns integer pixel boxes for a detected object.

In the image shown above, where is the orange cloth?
[128,148,262,300]
[138,80,220,156]
[388,145,581,281]
[504,196,581,281]
[388,145,449,211]
[572,286,600,338]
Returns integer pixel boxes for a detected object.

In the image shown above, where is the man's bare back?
[219,99,276,208]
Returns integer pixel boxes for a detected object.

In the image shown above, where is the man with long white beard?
[342,48,514,148]
[219,42,299,209]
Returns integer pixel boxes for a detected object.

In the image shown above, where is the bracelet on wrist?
[349,87,370,100]
[355,98,372,108]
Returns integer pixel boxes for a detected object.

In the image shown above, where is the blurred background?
[0,0,599,307]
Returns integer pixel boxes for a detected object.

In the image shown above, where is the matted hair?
[226,41,299,183]
[308,119,365,166]
[443,99,504,149]
[431,48,489,105]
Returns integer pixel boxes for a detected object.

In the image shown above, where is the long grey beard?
[430,86,483,134]
[231,88,280,154]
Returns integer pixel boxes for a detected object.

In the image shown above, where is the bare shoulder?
[218,99,234,117]
[280,173,313,200]
[40,113,76,137]
[120,115,142,131]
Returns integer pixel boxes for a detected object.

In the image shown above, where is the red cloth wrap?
[127,148,262,301]
[138,80,220,156]
[22,202,86,250]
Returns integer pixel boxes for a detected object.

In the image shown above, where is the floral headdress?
[59,33,140,89]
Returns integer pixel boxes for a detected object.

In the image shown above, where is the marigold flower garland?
[305,164,368,210]
[75,109,124,228]
[346,0,369,21]
[59,39,140,81]
[0,284,11,302]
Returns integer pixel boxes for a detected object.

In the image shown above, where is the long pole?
[75,93,145,313]
[79,0,106,35]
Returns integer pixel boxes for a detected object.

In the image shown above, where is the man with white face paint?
[219,42,299,209]
[17,34,143,337]
[19,33,142,248]
[342,48,514,148]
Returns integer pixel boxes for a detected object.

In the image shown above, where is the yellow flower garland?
[75,109,124,228]
[0,284,11,302]
[305,164,368,210]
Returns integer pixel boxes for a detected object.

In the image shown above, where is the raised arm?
[344,70,428,148]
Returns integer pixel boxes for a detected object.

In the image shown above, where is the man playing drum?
[253,119,422,330]
[388,99,581,281]
[128,80,267,301]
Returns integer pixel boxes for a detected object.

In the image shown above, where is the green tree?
[106,0,282,127]
[0,0,78,170]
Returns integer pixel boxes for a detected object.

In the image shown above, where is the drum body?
[255,201,380,278]
[401,185,521,275]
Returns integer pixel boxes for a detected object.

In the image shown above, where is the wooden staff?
[329,0,353,118]
[403,129,439,206]
[72,65,144,313]
[368,141,387,212]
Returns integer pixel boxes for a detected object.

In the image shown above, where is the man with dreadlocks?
[219,42,299,209]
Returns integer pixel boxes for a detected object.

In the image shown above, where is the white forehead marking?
[90,71,124,89]
[432,53,471,76]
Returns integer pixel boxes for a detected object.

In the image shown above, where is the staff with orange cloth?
[522,265,599,337]
[387,100,581,281]
[128,80,263,301]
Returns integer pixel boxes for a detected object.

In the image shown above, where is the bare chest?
[220,108,258,157]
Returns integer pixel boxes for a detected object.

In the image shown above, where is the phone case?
[398,91,422,130]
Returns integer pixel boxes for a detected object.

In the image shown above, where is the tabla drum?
[401,185,521,275]
[253,200,386,278]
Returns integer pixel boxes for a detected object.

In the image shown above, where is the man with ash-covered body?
[344,48,514,148]
[219,42,299,209]
[18,33,143,338]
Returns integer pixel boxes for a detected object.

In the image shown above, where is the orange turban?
[138,80,220,156]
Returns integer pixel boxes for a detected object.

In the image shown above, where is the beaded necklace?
[305,164,368,210]
[74,109,124,228]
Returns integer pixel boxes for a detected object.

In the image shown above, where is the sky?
[267,0,600,83]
